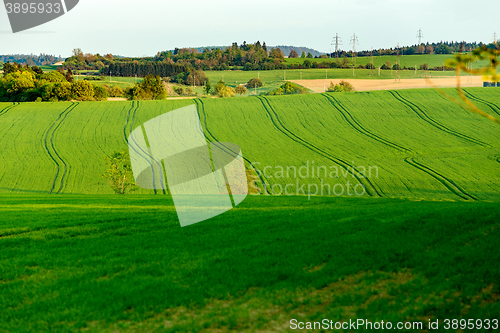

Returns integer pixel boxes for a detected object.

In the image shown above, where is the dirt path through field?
[291,76,485,93]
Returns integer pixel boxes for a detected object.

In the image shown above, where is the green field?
[0,88,499,199]
[285,54,491,70]
[0,89,499,331]
[0,195,499,332]
[205,68,466,97]
[39,65,59,72]
[75,75,142,90]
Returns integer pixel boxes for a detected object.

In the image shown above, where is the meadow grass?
[1,88,499,202]
[0,194,498,332]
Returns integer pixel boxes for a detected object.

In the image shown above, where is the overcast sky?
[1,0,498,58]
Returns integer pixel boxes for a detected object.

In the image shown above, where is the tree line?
[0,63,108,102]
[0,53,63,67]
[0,62,169,102]
[330,41,491,58]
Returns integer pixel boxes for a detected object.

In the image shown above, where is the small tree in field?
[103,150,137,194]
[247,78,263,88]
[289,49,299,58]
[235,85,247,96]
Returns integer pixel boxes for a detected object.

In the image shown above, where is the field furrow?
[122,101,135,143]
[0,88,498,200]
[388,90,489,147]
[0,103,19,116]
[258,96,382,197]
[43,102,79,194]
[195,98,272,194]
[322,93,413,153]
[404,157,477,201]
[462,89,500,117]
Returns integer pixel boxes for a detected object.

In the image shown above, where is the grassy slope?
[0,100,193,194]
[0,89,499,201]
[197,88,500,201]
[0,195,498,332]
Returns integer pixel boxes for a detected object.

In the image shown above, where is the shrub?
[173,86,184,95]
[267,82,308,95]
[235,85,247,96]
[130,75,167,100]
[54,82,72,101]
[327,80,355,93]
[102,150,137,194]
[71,80,94,100]
[420,63,429,70]
[247,78,263,88]
[93,85,109,101]
[110,86,124,97]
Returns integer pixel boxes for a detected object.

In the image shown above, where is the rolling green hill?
[1,89,499,331]
[0,88,499,201]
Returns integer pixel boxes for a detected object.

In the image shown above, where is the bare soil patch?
[291,76,484,93]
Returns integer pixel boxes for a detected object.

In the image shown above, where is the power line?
[395,43,401,82]
[494,32,498,44]
[416,28,424,54]
[350,33,358,76]
[350,33,358,53]
[331,33,342,58]
[416,28,423,45]
[370,47,374,76]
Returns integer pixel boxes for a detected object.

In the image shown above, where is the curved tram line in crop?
[389,90,489,147]
[43,102,79,194]
[124,102,166,195]
[404,157,477,201]
[195,99,274,195]
[0,102,19,117]
[462,89,500,117]
[258,96,382,197]
[322,93,414,154]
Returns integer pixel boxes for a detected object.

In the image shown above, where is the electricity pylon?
[331,33,342,59]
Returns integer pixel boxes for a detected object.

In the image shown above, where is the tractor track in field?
[194,99,273,195]
[258,96,382,197]
[322,93,413,154]
[43,102,79,194]
[123,101,135,143]
[0,102,19,116]
[462,89,500,117]
[404,157,477,201]
[389,90,489,147]
[487,155,500,164]
[124,101,164,194]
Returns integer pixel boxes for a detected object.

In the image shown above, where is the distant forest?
[185,45,322,58]
[50,40,498,78]
[0,54,64,66]
[336,41,491,58]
